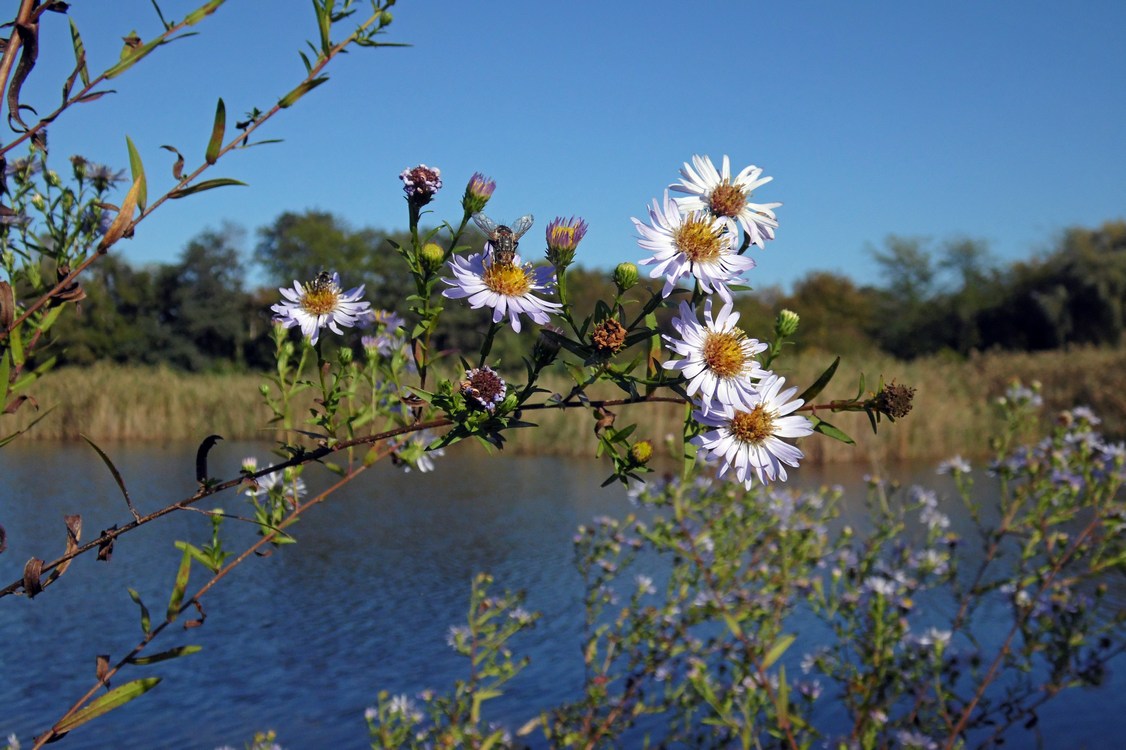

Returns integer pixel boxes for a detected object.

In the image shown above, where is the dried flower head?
[876,381,916,420]
[460,365,507,412]
[591,318,628,354]
[400,164,442,206]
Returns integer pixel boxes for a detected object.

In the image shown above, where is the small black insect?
[473,212,534,265]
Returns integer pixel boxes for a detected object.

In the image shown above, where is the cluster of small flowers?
[633,156,812,489]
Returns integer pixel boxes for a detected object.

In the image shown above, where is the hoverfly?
[473,212,534,266]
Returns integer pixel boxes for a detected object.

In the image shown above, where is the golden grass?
[6,347,1123,462]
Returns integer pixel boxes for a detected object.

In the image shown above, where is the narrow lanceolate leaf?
[52,677,162,734]
[278,76,328,108]
[81,434,139,518]
[166,546,192,622]
[184,0,226,26]
[125,136,148,213]
[105,35,163,79]
[796,356,840,405]
[168,178,247,199]
[761,633,796,670]
[205,98,224,164]
[128,587,151,634]
[127,644,202,665]
[69,19,90,88]
[809,416,855,445]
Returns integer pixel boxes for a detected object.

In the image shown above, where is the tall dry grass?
[6,347,1123,461]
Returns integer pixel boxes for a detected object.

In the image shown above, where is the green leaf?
[53,677,161,734]
[9,323,24,367]
[69,19,90,88]
[166,546,192,622]
[796,356,840,405]
[105,36,163,79]
[80,434,135,514]
[810,416,855,445]
[127,587,151,634]
[205,98,225,164]
[184,0,225,26]
[762,633,795,670]
[168,178,247,199]
[278,76,329,108]
[127,644,202,665]
[125,136,148,213]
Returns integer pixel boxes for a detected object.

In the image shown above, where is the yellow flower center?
[674,216,723,262]
[701,329,748,378]
[729,405,775,445]
[709,182,747,218]
[548,225,576,249]
[300,285,340,315]
[483,260,531,296]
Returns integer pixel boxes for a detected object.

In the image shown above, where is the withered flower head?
[591,318,627,354]
[876,381,916,420]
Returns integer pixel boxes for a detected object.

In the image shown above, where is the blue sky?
[24,0,1126,292]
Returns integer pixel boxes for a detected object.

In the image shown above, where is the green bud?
[420,242,445,273]
[338,345,354,365]
[613,262,638,293]
[45,170,62,188]
[775,309,800,338]
[629,440,653,465]
[30,193,45,210]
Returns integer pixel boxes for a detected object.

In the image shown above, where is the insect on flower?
[473,212,534,266]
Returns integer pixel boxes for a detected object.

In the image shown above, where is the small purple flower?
[400,164,442,205]
[462,172,496,214]
[460,365,507,412]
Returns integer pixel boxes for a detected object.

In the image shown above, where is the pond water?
[1,441,1122,748]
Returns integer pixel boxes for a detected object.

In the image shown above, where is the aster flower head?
[441,250,562,333]
[691,373,814,489]
[400,163,442,206]
[671,154,781,249]
[634,190,754,301]
[271,271,371,345]
[462,172,496,215]
[460,365,507,412]
[663,299,768,415]
[545,215,588,268]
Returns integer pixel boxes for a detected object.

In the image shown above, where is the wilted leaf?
[205,97,224,164]
[127,644,202,665]
[128,587,151,634]
[95,654,110,683]
[97,176,142,252]
[97,525,117,561]
[44,514,81,586]
[278,75,328,108]
[81,435,139,519]
[0,524,6,554]
[22,557,43,597]
[52,677,161,734]
[195,434,222,484]
[160,144,184,180]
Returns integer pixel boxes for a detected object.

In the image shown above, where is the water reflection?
[0,442,1121,748]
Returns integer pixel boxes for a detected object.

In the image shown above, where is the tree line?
[50,212,1126,372]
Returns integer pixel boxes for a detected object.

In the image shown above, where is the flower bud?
[70,155,88,181]
[545,216,587,269]
[534,324,563,366]
[338,345,354,365]
[629,440,653,465]
[420,242,445,273]
[462,172,496,215]
[45,170,61,188]
[30,193,45,210]
[613,262,638,293]
[775,309,800,338]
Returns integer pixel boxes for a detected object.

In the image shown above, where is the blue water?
[1,442,1123,748]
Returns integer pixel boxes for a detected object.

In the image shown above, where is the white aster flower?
[441,251,562,333]
[691,373,813,488]
[241,457,307,505]
[670,154,781,249]
[271,271,371,345]
[633,190,754,300]
[663,298,768,415]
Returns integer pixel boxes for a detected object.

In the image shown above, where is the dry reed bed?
[7,347,1123,462]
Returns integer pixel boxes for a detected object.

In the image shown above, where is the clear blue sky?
[23,1,1126,292]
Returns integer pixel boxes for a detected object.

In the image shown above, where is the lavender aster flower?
[634,190,753,301]
[462,172,496,215]
[271,271,371,345]
[441,251,561,333]
[670,154,781,248]
[545,215,588,267]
